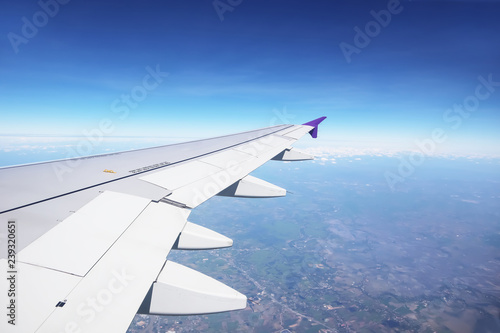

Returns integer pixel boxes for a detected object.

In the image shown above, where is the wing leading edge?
[0,117,326,332]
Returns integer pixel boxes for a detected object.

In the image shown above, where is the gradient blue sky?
[1,0,499,156]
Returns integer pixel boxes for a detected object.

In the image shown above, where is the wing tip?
[302,116,327,139]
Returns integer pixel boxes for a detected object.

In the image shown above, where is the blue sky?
[1,0,499,157]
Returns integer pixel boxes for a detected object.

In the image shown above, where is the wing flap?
[18,191,151,276]
[35,201,189,332]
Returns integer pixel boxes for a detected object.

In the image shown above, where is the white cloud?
[295,141,500,160]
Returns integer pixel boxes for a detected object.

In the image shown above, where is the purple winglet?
[302,116,327,139]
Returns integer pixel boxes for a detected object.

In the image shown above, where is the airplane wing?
[0,117,326,332]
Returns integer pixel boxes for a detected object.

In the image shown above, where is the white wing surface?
[0,117,326,332]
